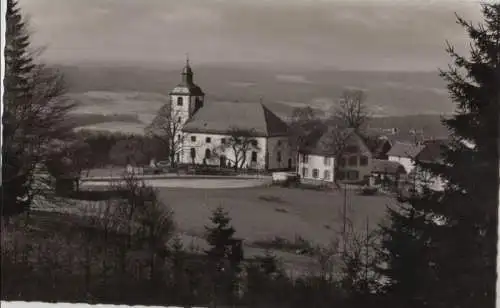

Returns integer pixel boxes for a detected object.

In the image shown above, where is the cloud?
[275,74,311,84]
[18,0,483,70]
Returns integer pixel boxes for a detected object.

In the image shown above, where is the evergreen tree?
[2,0,75,218]
[378,4,499,308]
[204,206,242,305]
[205,206,238,266]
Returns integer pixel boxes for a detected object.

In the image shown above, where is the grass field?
[34,183,394,275]
[157,186,393,246]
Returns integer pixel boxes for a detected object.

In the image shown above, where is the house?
[386,141,426,174]
[408,139,450,192]
[297,128,373,184]
[165,59,296,171]
[370,159,406,191]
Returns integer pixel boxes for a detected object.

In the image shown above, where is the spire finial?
[185,53,190,66]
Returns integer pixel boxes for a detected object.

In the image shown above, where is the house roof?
[182,102,289,137]
[372,159,407,175]
[416,139,450,164]
[386,142,425,159]
[299,127,369,157]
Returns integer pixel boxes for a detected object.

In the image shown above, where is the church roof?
[182,102,290,137]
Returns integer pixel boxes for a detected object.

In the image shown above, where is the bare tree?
[288,106,326,153]
[320,89,370,187]
[215,128,260,171]
[334,89,369,131]
[320,127,355,187]
[145,104,186,168]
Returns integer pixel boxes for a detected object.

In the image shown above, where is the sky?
[18,0,485,71]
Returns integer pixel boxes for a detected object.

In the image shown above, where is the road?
[81,177,270,189]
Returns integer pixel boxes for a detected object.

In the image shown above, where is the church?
[166,59,296,171]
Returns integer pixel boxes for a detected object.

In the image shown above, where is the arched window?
[205,148,211,159]
[177,97,183,106]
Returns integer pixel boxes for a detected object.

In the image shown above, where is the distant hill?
[58,64,452,139]
[55,64,454,117]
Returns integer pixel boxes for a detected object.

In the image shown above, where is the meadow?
[154,185,393,273]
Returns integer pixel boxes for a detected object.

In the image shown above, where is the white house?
[164,59,296,171]
[386,142,426,174]
[297,128,373,184]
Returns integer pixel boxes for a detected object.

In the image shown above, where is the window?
[191,136,196,142]
[251,140,258,147]
[205,149,211,159]
[177,97,183,106]
[251,151,258,162]
[345,145,359,153]
[323,157,331,166]
[302,167,308,178]
[348,156,357,166]
[221,138,226,144]
[347,170,359,180]
[177,117,182,123]
[277,140,282,147]
[177,134,181,141]
[190,148,196,159]
[312,169,319,179]
[206,137,212,143]
[302,154,309,163]
[338,171,345,180]
[277,151,282,163]
[339,157,346,167]
[360,155,368,166]
[324,170,330,180]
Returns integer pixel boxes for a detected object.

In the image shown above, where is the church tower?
[169,56,205,127]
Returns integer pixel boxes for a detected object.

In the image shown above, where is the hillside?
[60,64,452,138]
[58,64,453,116]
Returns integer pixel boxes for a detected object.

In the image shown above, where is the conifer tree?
[204,206,242,305]
[2,0,75,218]
[378,4,499,308]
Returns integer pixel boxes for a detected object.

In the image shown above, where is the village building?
[407,139,450,192]
[297,128,373,184]
[370,159,407,191]
[167,60,295,171]
[386,141,426,174]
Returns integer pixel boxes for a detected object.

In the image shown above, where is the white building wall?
[297,153,335,183]
[181,132,268,170]
[339,146,373,182]
[170,95,191,127]
[267,136,296,170]
[388,156,415,174]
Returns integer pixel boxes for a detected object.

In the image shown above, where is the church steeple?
[181,53,193,84]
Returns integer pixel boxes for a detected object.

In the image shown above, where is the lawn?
[157,185,394,247]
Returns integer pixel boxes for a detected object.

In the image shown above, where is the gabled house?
[386,142,426,174]
[297,128,373,184]
[370,159,407,191]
